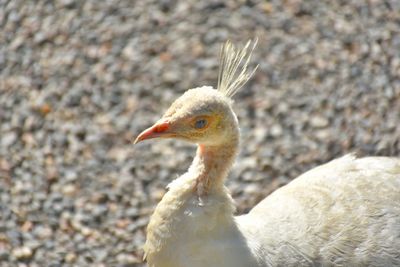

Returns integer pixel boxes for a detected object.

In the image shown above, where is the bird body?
[143,151,400,267]
[240,155,400,266]
[135,41,400,267]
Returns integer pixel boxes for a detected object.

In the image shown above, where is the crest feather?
[217,39,258,98]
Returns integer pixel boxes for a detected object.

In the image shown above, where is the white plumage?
[135,40,400,267]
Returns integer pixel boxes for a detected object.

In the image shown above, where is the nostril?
[155,122,169,133]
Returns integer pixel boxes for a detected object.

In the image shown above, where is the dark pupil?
[195,119,207,129]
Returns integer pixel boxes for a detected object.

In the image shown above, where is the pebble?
[0,250,9,261]
[1,131,17,148]
[62,184,77,196]
[116,253,141,264]
[310,116,329,128]
[65,252,77,263]
[270,124,283,137]
[12,247,33,260]
[243,184,261,195]
[150,188,166,202]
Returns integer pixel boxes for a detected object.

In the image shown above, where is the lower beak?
[134,120,171,144]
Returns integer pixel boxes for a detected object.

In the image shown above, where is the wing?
[237,155,400,266]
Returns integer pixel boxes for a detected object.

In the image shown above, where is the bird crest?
[217,39,258,98]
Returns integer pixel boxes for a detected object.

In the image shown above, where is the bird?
[134,40,400,267]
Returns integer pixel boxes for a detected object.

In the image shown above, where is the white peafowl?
[134,40,400,267]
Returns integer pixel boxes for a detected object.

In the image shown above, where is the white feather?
[217,39,258,98]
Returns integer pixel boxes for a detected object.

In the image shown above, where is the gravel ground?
[1,0,400,266]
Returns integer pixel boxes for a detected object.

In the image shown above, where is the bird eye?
[194,119,207,129]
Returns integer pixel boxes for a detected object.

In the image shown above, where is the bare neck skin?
[190,134,240,198]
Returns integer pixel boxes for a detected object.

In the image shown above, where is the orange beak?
[134,120,171,144]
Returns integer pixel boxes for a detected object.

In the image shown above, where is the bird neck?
[144,131,241,265]
[190,134,240,197]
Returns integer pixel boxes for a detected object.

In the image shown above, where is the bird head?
[134,40,258,146]
[134,86,237,146]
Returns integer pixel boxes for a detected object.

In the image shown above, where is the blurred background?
[1,0,399,266]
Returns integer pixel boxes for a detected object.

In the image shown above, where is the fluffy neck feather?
[144,128,242,266]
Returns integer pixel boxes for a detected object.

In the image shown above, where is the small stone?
[0,250,9,261]
[39,103,52,116]
[270,124,283,137]
[163,71,180,84]
[241,157,257,169]
[2,131,17,147]
[315,129,331,140]
[107,147,129,162]
[0,159,11,172]
[116,253,141,264]
[12,246,33,260]
[159,52,172,62]
[34,225,53,239]
[243,184,260,195]
[22,133,36,146]
[21,221,33,232]
[62,184,77,196]
[126,207,139,218]
[80,227,93,237]
[93,205,108,218]
[310,116,329,128]
[65,252,77,263]
[260,2,273,13]
[122,43,137,60]
[65,170,78,182]
[151,188,166,201]
[46,167,59,182]
[116,219,130,229]
[253,127,267,142]
[60,0,76,8]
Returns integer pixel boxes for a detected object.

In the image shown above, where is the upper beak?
[134,119,171,144]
